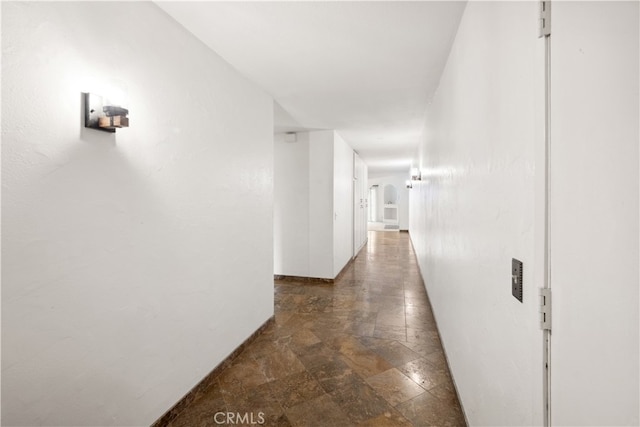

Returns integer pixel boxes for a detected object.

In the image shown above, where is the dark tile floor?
[168,231,466,427]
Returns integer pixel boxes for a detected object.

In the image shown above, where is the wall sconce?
[410,168,421,181]
[406,180,412,189]
[83,92,129,133]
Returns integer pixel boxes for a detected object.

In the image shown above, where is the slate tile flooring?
[168,231,466,426]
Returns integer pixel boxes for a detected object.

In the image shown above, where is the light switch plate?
[512,258,523,303]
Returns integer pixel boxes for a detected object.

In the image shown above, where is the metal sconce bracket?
[410,167,422,181]
[83,92,129,133]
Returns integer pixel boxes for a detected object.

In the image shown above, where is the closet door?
[548,2,639,425]
[353,153,368,256]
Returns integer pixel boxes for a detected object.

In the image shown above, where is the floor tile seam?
[361,373,429,409]
[265,380,293,427]
[281,389,351,425]
[285,393,355,427]
[381,339,421,367]
[395,340,442,359]
[404,387,444,407]
[323,373,397,422]
[208,380,231,414]
[373,316,408,341]
[337,349,389,381]
[264,368,326,412]
[219,363,272,394]
[396,359,453,391]
[390,389,429,409]
[397,370,439,397]
[367,366,429,395]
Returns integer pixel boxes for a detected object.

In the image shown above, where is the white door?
[369,187,377,222]
[353,153,367,256]
[549,2,639,425]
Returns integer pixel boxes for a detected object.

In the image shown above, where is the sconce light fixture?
[410,167,421,181]
[84,92,129,133]
[406,180,412,189]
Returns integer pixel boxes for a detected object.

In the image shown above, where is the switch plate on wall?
[512,258,523,302]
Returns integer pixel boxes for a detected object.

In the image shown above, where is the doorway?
[369,186,377,222]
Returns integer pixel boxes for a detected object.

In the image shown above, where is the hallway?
[168,231,465,426]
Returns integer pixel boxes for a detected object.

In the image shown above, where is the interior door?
[369,187,376,222]
[353,152,362,257]
[548,2,639,425]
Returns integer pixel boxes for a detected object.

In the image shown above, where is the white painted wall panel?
[409,2,543,425]
[549,2,639,425]
[308,131,335,279]
[1,3,274,426]
[333,132,354,276]
[274,132,310,276]
[353,153,369,255]
[275,130,358,279]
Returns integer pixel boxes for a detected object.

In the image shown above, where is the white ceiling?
[157,1,466,174]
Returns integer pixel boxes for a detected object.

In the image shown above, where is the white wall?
[333,133,355,276]
[2,3,274,426]
[308,131,335,278]
[368,172,410,230]
[274,130,357,279]
[274,130,334,279]
[274,132,310,277]
[409,2,543,425]
[549,2,639,425]
[353,153,369,255]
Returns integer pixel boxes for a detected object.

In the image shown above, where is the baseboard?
[274,275,334,284]
[274,239,366,284]
[334,253,356,281]
[151,316,275,427]
[407,232,469,427]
